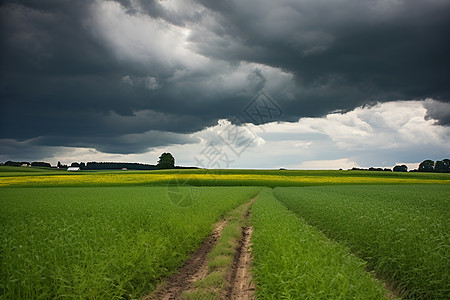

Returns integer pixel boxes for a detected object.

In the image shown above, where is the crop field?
[251,189,386,299]
[1,167,449,299]
[1,166,449,187]
[274,185,450,299]
[0,186,260,298]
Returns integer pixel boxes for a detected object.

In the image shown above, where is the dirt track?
[146,200,256,300]
[146,220,227,300]
[229,225,255,299]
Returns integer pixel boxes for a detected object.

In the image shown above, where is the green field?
[0,186,260,298]
[1,167,449,299]
[274,185,450,299]
[251,189,386,299]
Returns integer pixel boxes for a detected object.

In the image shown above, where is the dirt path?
[229,225,255,300]
[146,220,227,300]
[145,198,257,300]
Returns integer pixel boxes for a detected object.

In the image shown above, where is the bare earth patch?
[145,220,227,300]
[228,225,255,300]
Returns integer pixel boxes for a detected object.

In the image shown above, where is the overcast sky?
[1,0,449,169]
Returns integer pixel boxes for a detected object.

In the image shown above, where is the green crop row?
[0,186,261,299]
[250,189,387,299]
[274,185,450,299]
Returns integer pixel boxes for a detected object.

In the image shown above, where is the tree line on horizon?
[1,153,197,171]
[1,157,449,173]
[350,159,450,173]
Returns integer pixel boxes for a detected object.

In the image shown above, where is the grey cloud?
[0,139,57,162]
[24,130,199,155]
[192,0,450,99]
[1,0,449,158]
[246,69,266,94]
[116,0,204,26]
[424,100,450,126]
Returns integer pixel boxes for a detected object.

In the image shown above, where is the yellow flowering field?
[1,171,449,187]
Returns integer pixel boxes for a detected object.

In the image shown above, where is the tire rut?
[146,197,257,300]
[145,220,227,300]
[228,220,255,299]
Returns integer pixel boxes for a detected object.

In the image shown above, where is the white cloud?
[290,101,450,151]
[89,0,206,70]
[234,100,450,169]
[298,158,360,170]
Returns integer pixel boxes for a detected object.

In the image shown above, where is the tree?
[393,165,408,172]
[157,153,175,169]
[418,160,434,172]
[435,159,450,173]
[31,162,51,168]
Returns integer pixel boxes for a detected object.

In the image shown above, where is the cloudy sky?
[1,0,449,169]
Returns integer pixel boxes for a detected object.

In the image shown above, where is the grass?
[251,189,387,299]
[0,186,260,299]
[274,185,450,299]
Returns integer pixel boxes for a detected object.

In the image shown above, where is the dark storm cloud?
[1,0,449,156]
[193,0,450,110]
[32,130,199,154]
[424,100,450,126]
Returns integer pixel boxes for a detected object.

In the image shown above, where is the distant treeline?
[352,167,397,172]
[69,161,198,170]
[70,162,159,170]
[351,158,450,173]
[414,159,450,173]
[2,161,198,170]
[2,158,449,172]
[2,161,51,168]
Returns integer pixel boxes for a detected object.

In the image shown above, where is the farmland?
[1,167,449,299]
[1,166,449,188]
[251,189,386,299]
[274,185,450,299]
[0,186,260,298]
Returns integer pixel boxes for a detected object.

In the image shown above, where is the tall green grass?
[0,186,260,298]
[251,189,387,299]
[274,185,450,299]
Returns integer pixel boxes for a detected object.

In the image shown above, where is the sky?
[1,0,449,169]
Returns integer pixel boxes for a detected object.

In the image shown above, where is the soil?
[228,225,256,300]
[145,220,227,300]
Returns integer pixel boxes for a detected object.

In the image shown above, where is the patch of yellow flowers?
[1,173,448,187]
